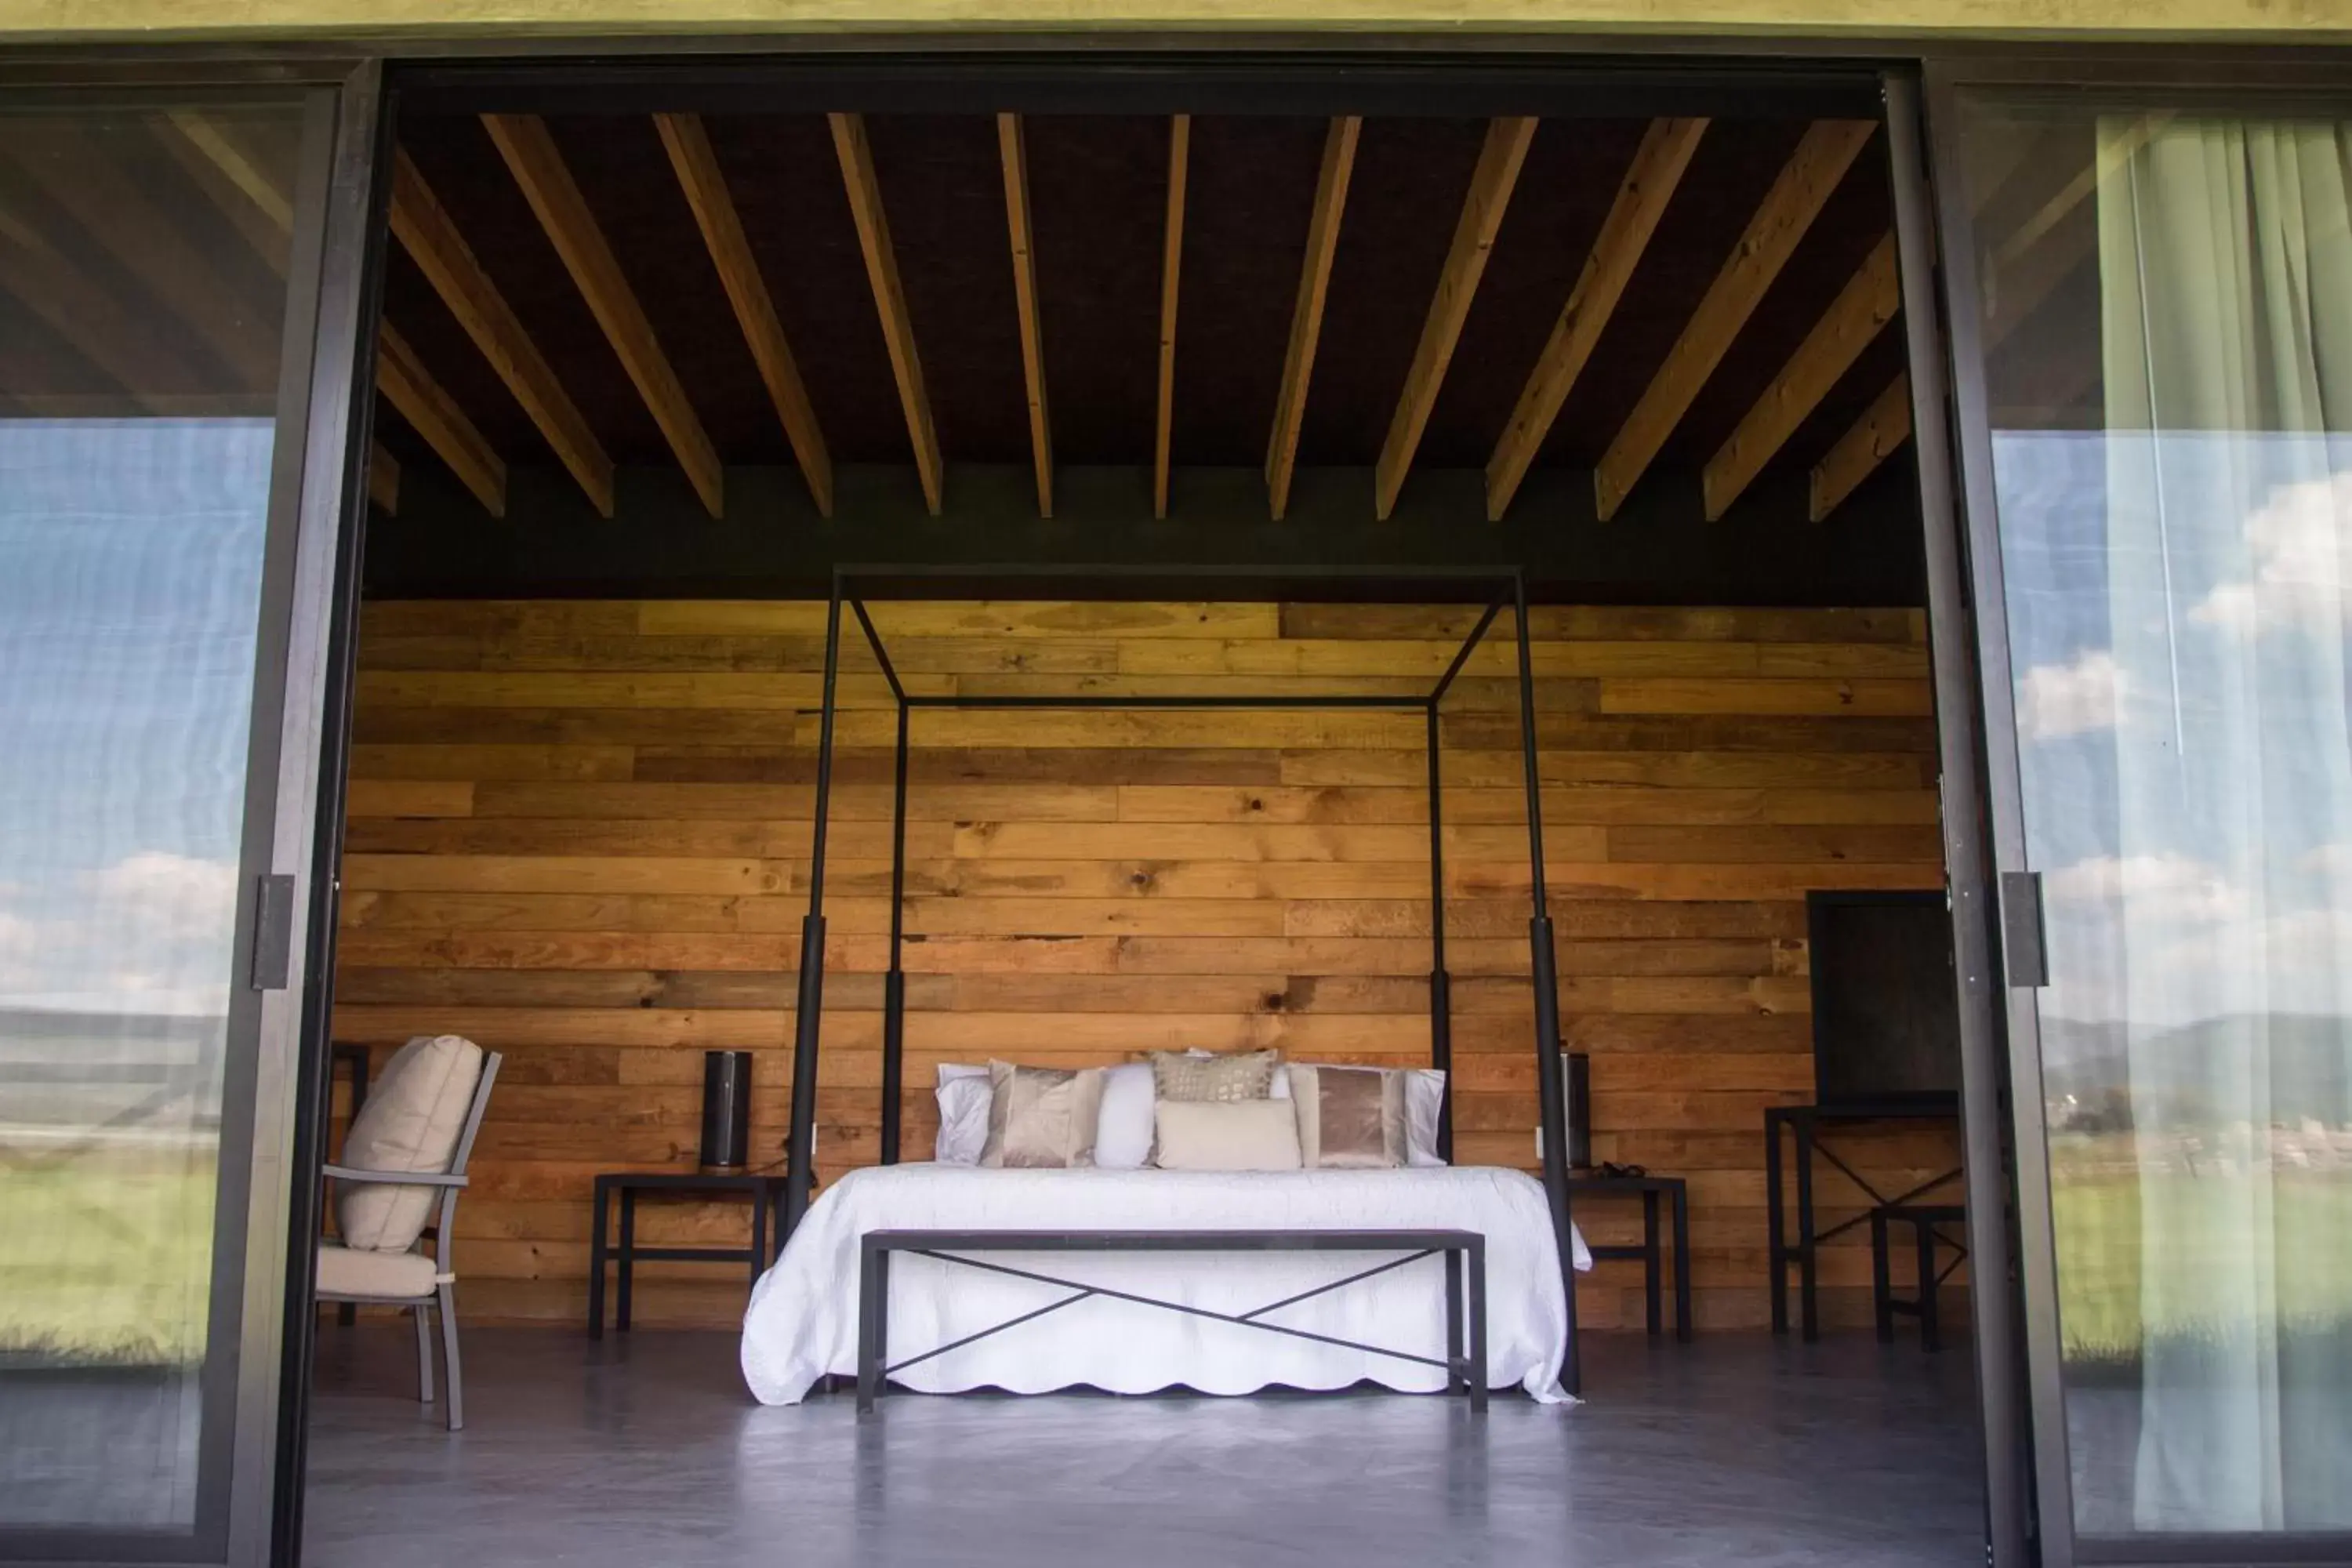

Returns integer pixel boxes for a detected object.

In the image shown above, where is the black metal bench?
[855,1228,1489,1414]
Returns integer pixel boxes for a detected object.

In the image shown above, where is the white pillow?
[1406,1069,1448,1167]
[935,1073,992,1164]
[1152,1099,1302,1172]
[1092,1062,1156,1170]
[1272,1064,1448,1166]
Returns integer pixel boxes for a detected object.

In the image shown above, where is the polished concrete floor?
[304,1326,1985,1568]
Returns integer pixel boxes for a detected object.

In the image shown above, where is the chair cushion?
[336,1035,484,1252]
[316,1243,439,1300]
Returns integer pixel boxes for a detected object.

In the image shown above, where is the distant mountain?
[0,1006,223,1044]
[2041,1012,2352,1125]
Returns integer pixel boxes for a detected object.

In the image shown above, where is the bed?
[760,568,1593,1400]
[740,1163,1592,1406]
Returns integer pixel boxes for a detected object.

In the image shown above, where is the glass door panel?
[1947,89,2352,1549]
[0,96,310,1555]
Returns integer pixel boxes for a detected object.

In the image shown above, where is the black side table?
[587,1171,791,1338]
[1566,1172,1693,1341]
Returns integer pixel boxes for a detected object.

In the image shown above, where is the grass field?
[9,1134,2348,1367]
[2051,1135,2352,1363]
[0,1160,216,1365]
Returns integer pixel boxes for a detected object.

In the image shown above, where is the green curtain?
[2097,114,2352,1534]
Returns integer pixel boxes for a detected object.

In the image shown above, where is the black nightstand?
[1566,1171,1693,1341]
[586,1171,791,1338]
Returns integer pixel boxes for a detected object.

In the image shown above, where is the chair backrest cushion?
[336,1034,485,1253]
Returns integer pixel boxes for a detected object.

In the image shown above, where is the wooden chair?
[315,1046,503,1429]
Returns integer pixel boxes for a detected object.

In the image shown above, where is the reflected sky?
[1998,429,2352,1042]
[0,419,273,1018]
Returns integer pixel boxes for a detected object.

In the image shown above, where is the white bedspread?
[739,1163,1590,1406]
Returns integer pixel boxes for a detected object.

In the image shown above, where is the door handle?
[2000,870,2048,989]
[250,873,296,991]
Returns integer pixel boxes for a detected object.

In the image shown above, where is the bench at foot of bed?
[855,1228,1488,1414]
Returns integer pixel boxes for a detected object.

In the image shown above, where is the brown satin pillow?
[979,1061,1105,1169]
[1288,1064,1407,1170]
[1147,1047,1280,1103]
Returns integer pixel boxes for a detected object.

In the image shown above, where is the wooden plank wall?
[332,598,1958,1331]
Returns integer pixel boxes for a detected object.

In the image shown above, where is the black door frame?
[1922,52,2352,1568]
[296,47,2037,1568]
[0,53,379,1568]
[271,49,2039,1568]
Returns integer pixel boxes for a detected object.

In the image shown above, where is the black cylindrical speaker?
[1566,1052,1593,1171]
[699,1050,753,1172]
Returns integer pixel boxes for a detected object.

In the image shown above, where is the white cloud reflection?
[2019,648,2129,741]
[2046,852,2246,924]
[0,851,239,1015]
[2190,472,2352,637]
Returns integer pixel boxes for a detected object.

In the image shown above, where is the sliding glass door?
[1933,66,2352,1564]
[0,68,376,1568]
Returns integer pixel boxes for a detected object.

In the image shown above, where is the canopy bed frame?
[777,564,1582,1394]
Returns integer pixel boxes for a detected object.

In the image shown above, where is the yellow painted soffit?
[3,0,2352,42]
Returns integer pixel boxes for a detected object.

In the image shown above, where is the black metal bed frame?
[780,563,1581,1395]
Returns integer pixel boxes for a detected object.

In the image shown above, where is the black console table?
[1567,1172,1692,1341]
[1765,1101,1962,1341]
[587,1171,791,1338]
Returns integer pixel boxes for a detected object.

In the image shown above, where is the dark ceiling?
[377,107,1900,492]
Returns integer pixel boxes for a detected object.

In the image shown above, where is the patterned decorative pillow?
[979,1061,1105,1169]
[1287,1064,1407,1170]
[1148,1047,1280,1103]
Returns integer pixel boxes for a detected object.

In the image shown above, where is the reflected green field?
[2052,1136,2352,1363]
[0,1160,216,1365]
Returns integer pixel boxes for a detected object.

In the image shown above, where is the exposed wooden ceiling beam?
[1702,231,1900,521]
[389,148,615,517]
[1988,111,2171,279]
[1265,115,1361,522]
[376,321,508,517]
[1485,118,1708,523]
[1374,116,1538,521]
[1153,113,1190,521]
[4,124,280,391]
[653,111,832,518]
[0,197,212,397]
[1980,114,2172,353]
[1804,118,2172,525]
[830,111,944,517]
[369,441,401,514]
[483,114,722,519]
[165,111,292,230]
[157,117,511,520]
[1809,372,1912,521]
[153,111,291,274]
[996,112,1054,518]
[1593,119,1877,522]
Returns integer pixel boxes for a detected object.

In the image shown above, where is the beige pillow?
[1288,1064,1407,1170]
[1152,1098,1302,1172]
[336,1035,485,1252]
[1148,1047,1279,1103]
[979,1061,1105,1169]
